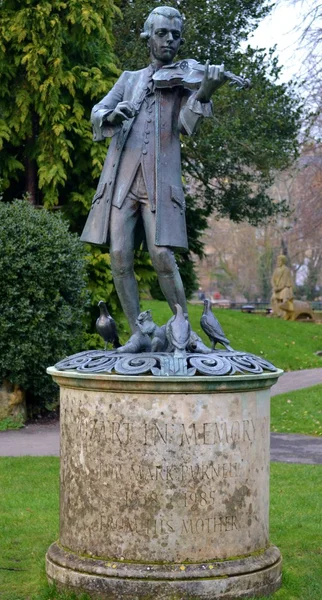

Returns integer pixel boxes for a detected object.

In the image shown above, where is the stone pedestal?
[46,368,283,599]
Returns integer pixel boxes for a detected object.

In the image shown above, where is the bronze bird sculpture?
[96,301,120,349]
[136,310,170,352]
[200,299,233,351]
[166,304,191,354]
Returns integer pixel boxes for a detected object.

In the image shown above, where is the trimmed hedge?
[0,200,88,412]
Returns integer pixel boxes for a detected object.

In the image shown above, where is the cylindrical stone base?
[46,368,283,599]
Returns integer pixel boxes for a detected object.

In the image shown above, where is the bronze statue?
[81,6,247,341]
[271,255,294,318]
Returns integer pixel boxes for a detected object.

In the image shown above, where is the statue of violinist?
[81,6,249,341]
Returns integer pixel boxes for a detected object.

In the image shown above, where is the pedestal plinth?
[46,368,283,599]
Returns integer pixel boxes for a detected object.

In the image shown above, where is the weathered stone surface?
[46,368,282,599]
[46,542,282,599]
[0,379,26,422]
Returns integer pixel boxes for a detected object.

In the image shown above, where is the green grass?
[1,458,322,600]
[0,458,59,600]
[271,385,322,436]
[256,463,322,600]
[141,300,322,372]
[0,302,321,599]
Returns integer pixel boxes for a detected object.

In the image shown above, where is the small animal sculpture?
[200,299,233,351]
[116,329,151,354]
[166,304,191,355]
[136,310,169,352]
[96,301,120,349]
[279,299,315,322]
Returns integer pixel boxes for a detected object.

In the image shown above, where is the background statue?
[81,6,246,342]
[271,255,294,318]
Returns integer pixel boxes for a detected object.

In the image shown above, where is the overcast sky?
[248,0,309,83]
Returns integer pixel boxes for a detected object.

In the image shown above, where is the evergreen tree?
[0,0,139,335]
[0,0,303,314]
[0,0,119,216]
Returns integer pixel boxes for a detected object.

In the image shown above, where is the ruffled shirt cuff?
[179,93,213,136]
[91,107,120,141]
[185,94,213,117]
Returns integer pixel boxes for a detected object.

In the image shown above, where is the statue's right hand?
[106,101,136,125]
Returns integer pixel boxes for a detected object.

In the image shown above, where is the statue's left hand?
[195,61,226,102]
[105,101,137,125]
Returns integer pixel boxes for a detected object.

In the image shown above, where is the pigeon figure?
[166,304,191,354]
[200,299,233,351]
[96,301,120,349]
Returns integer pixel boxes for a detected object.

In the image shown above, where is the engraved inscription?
[98,514,240,536]
[181,515,239,534]
[59,388,270,562]
[183,489,217,508]
[143,419,255,446]
[66,414,256,448]
[100,461,241,484]
[124,488,239,511]
[123,488,234,510]
[124,490,159,508]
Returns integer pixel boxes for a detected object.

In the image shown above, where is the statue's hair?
[140,6,183,39]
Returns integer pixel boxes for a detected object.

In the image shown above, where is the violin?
[152,59,251,91]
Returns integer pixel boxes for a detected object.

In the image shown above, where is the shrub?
[0,200,88,413]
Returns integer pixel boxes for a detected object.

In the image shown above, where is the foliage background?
[113,0,302,291]
[0,0,303,338]
[0,200,88,411]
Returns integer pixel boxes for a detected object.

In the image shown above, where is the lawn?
[0,458,322,600]
[140,300,322,372]
[271,385,322,436]
[1,302,321,599]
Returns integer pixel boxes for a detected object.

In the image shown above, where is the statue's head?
[277,254,287,267]
[141,6,184,65]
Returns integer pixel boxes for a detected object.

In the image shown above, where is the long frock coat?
[80,62,212,252]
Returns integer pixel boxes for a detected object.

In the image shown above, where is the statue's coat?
[81,64,212,251]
